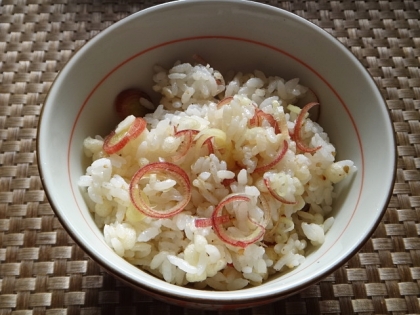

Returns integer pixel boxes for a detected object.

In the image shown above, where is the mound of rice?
[78,60,356,290]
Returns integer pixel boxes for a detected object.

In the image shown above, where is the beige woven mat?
[0,0,419,314]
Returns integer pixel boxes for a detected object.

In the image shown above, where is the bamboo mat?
[0,0,419,314]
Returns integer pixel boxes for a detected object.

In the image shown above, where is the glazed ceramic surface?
[37,0,395,309]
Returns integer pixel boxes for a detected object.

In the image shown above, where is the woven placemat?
[0,0,419,314]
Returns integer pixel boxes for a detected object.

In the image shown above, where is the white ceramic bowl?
[37,0,396,310]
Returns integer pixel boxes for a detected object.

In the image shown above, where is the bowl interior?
[38,0,395,306]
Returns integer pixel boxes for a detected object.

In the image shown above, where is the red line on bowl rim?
[68,35,364,283]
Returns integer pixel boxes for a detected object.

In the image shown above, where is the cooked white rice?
[79,60,356,290]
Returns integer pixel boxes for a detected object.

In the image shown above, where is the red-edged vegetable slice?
[195,218,213,228]
[202,136,215,154]
[263,177,297,205]
[115,88,153,119]
[195,215,230,228]
[221,178,236,187]
[103,117,147,154]
[129,162,191,218]
[212,194,265,248]
[250,109,280,134]
[194,129,228,159]
[296,88,320,121]
[254,140,288,174]
[294,102,322,153]
[217,97,234,109]
[172,129,200,162]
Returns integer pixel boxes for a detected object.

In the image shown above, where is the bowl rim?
[37,0,397,307]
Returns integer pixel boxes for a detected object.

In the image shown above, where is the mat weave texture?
[0,0,419,314]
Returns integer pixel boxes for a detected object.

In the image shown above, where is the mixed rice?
[78,61,356,290]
